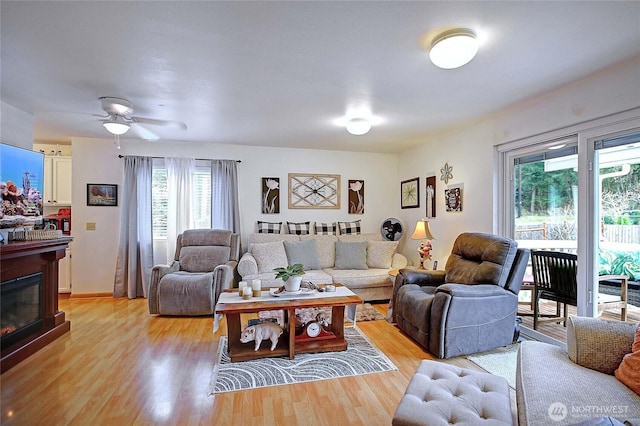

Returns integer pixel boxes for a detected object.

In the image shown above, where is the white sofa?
[238,232,408,301]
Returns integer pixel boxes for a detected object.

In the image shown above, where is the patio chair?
[530,250,628,330]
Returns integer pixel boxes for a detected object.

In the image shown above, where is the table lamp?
[411,219,436,269]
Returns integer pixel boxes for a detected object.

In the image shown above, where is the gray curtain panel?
[114,155,154,299]
[211,160,240,234]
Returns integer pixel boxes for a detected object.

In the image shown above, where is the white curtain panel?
[114,155,154,299]
[166,157,195,264]
[211,160,240,234]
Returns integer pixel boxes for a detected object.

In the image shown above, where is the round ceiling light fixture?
[429,28,478,69]
[103,116,131,135]
[346,118,371,136]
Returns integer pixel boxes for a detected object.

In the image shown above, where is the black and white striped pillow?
[257,221,282,234]
[287,221,311,235]
[314,222,337,235]
[338,220,361,235]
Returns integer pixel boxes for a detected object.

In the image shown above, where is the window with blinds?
[152,161,212,239]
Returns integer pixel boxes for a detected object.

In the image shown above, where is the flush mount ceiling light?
[429,28,478,69]
[102,115,131,135]
[346,118,371,136]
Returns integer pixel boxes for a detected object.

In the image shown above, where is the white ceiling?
[2,1,640,153]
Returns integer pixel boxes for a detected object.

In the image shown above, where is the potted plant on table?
[273,263,305,292]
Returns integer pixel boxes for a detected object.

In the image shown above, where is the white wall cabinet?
[44,156,72,205]
[58,247,71,293]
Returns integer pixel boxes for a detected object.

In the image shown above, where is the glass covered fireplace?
[1,272,43,350]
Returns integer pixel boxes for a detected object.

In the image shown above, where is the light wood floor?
[1,297,517,425]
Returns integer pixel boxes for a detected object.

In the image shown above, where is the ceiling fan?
[96,97,187,140]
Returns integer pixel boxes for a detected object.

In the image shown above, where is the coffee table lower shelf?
[216,286,362,363]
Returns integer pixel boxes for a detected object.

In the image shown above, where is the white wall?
[398,56,640,265]
[69,138,399,294]
[1,101,33,149]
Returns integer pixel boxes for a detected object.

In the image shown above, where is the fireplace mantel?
[1,237,72,373]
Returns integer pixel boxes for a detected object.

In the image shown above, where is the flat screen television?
[0,143,44,229]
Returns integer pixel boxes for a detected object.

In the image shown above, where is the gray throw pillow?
[334,241,368,270]
[283,239,321,270]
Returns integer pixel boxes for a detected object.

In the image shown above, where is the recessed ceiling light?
[430,28,478,69]
[548,144,566,150]
[346,118,371,136]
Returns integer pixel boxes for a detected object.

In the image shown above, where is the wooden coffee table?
[215,285,363,362]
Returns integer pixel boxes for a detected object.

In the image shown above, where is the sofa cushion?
[286,221,311,235]
[257,221,282,234]
[338,232,382,242]
[315,222,337,235]
[615,323,640,395]
[284,239,321,270]
[250,241,288,273]
[367,240,399,269]
[338,220,361,235]
[300,234,337,269]
[334,241,368,270]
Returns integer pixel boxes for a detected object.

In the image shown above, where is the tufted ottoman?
[392,360,512,426]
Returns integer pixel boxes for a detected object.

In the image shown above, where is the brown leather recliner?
[394,232,529,358]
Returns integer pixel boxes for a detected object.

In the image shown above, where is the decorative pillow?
[287,221,311,235]
[338,220,361,235]
[367,240,399,269]
[614,323,640,395]
[250,241,288,273]
[315,222,337,235]
[334,241,368,270]
[257,221,282,234]
[283,239,321,270]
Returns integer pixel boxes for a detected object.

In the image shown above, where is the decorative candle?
[252,279,261,297]
[238,281,247,296]
[242,286,252,300]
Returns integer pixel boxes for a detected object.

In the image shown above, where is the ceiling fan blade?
[132,116,187,130]
[131,123,159,141]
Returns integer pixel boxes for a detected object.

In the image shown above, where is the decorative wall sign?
[348,180,364,214]
[262,177,280,214]
[426,176,436,218]
[87,183,118,206]
[445,186,462,212]
[380,217,404,241]
[401,177,420,209]
[440,162,453,185]
[288,173,341,209]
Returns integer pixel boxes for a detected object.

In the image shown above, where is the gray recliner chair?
[149,229,239,320]
[394,232,529,359]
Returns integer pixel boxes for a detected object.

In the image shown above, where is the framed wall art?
[401,177,420,209]
[348,180,364,214]
[87,183,118,206]
[261,177,280,214]
[445,186,462,212]
[288,173,341,209]
[426,176,436,218]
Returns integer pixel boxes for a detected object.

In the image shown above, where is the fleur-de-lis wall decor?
[440,162,453,184]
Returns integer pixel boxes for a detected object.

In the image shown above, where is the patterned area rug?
[466,343,519,389]
[208,326,397,394]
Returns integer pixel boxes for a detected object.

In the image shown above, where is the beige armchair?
[149,229,239,322]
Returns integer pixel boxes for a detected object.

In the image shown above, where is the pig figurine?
[240,322,283,351]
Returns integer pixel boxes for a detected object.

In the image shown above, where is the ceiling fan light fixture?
[103,116,130,135]
[346,118,371,136]
[429,28,478,69]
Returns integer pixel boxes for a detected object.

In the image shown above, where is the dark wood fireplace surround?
[1,237,72,373]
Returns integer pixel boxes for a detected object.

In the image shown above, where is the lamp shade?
[429,28,478,69]
[410,220,435,240]
[346,118,371,136]
[103,117,130,135]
